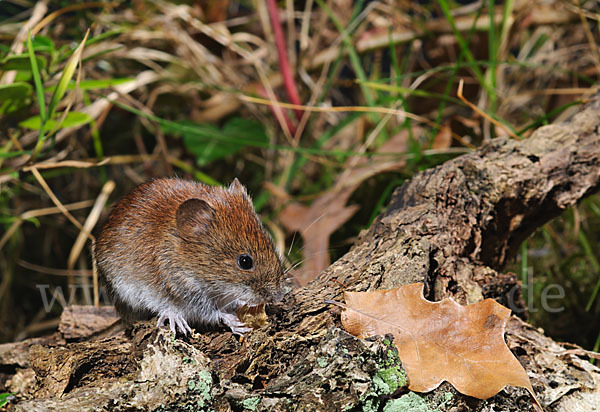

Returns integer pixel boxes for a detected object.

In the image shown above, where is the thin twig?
[456,79,520,140]
[266,0,303,120]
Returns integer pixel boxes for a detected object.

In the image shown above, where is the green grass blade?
[517,100,583,134]
[367,178,404,226]
[433,6,482,143]
[27,33,46,121]
[388,28,402,91]
[437,0,495,99]
[487,0,497,109]
[0,392,14,408]
[46,30,89,121]
[82,91,106,181]
[0,150,32,158]
[167,157,220,186]
[44,78,134,92]
[587,198,600,220]
[499,0,515,52]
[31,30,89,161]
[314,0,375,107]
[82,28,122,47]
[20,111,92,130]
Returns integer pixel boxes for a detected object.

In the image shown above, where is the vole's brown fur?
[93,178,284,335]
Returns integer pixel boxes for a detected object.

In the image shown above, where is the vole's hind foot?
[221,313,252,336]
[157,310,193,335]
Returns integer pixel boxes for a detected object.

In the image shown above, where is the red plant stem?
[257,86,297,136]
[265,0,303,121]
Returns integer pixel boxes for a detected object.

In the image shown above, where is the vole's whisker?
[286,248,341,266]
[284,258,305,274]
[301,211,329,236]
[283,211,330,260]
[287,231,297,258]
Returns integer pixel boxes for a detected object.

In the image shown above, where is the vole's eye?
[237,254,254,270]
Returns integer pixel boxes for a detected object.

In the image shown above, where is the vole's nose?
[271,286,286,303]
[258,286,285,304]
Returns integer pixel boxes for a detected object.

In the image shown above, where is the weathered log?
[3,94,600,411]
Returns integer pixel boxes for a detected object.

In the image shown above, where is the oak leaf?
[340,283,540,407]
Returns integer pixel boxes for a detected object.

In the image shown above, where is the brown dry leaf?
[280,187,360,286]
[280,128,417,286]
[341,283,541,407]
[334,127,414,191]
[432,123,452,150]
[237,304,269,329]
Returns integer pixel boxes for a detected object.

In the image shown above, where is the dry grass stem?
[239,95,436,127]
[67,180,115,303]
[0,200,95,251]
[23,158,111,171]
[18,260,92,277]
[29,167,86,233]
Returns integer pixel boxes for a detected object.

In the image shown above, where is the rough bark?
[2,95,600,411]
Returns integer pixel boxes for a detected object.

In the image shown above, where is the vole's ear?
[228,178,250,200]
[176,198,214,239]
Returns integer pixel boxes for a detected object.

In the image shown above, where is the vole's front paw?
[220,313,252,336]
[157,309,193,335]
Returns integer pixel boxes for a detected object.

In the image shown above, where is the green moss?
[347,342,410,411]
[241,396,261,410]
[316,356,328,367]
[376,365,407,393]
[374,346,407,394]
